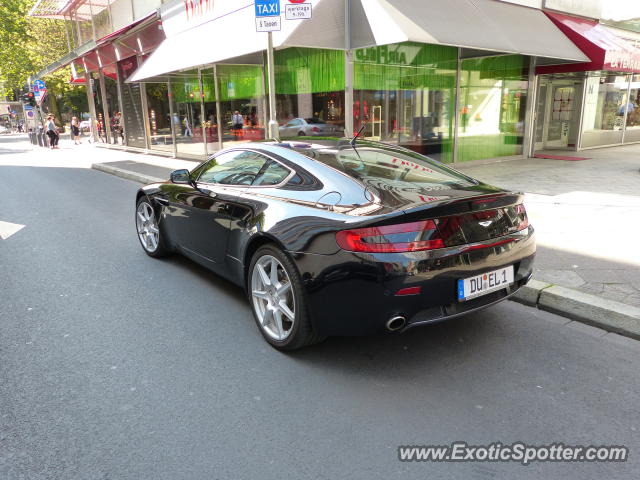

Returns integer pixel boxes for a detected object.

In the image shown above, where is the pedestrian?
[231,110,243,139]
[71,116,81,145]
[116,112,125,144]
[183,116,192,137]
[45,115,59,149]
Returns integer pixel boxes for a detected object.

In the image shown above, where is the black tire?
[247,245,325,351]
[135,197,169,258]
[297,131,305,136]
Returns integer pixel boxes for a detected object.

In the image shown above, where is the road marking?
[0,220,25,239]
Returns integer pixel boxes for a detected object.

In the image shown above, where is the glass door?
[535,77,582,151]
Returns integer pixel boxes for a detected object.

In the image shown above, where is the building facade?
[29,0,640,163]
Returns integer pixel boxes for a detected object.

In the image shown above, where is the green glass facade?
[457,55,528,162]
[353,42,458,163]
[128,42,530,162]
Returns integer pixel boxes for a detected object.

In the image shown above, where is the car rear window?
[301,145,477,189]
[305,118,325,124]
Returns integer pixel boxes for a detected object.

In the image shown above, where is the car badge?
[479,220,492,227]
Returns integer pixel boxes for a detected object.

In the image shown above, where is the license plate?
[457,266,514,301]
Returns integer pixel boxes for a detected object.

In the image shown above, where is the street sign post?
[255,0,281,32]
[255,0,282,140]
[285,2,312,20]
[32,79,47,106]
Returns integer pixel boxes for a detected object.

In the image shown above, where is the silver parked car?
[279,118,341,137]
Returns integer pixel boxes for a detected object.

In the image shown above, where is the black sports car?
[135,139,535,350]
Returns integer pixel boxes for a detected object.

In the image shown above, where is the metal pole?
[98,69,112,143]
[575,75,588,151]
[168,80,178,158]
[344,0,353,137]
[139,84,151,150]
[84,67,98,142]
[261,52,269,137]
[115,63,126,145]
[266,31,279,141]
[522,56,537,158]
[213,64,223,151]
[452,48,461,164]
[199,67,208,157]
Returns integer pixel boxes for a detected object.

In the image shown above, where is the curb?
[512,280,640,340]
[91,163,164,185]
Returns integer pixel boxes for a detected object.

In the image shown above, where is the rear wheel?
[248,245,324,350]
[135,198,168,258]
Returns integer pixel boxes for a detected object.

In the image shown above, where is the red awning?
[80,17,164,73]
[537,12,640,74]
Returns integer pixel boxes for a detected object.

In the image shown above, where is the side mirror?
[170,169,191,184]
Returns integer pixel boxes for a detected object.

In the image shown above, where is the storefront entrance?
[534,76,583,151]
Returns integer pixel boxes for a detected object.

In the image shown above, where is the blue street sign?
[24,106,33,111]
[33,79,46,91]
[255,0,280,17]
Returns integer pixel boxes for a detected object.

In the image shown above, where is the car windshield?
[305,118,325,124]
[293,140,477,189]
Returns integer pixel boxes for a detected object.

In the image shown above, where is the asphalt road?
[1,143,639,479]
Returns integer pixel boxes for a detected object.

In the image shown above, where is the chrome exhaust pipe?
[386,316,406,332]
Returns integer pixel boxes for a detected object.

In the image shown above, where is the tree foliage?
[0,0,86,121]
[0,1,73,92]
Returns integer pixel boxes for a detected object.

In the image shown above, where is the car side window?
[252,160,291,186]
[198,151,268,186]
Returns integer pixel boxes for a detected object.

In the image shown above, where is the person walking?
[71,116,81,145]
[183,116,192,137]
[231,110,244,139]
[45,115,59,149]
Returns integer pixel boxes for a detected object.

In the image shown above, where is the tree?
[0,0,82,124]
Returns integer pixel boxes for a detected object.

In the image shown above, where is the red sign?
[184,0,214,20]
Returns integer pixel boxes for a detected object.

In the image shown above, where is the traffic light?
[22,91,36,107]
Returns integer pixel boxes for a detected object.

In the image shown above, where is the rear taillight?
[311,126,320,132]
[336,220,444,253]
[514,204,529,231]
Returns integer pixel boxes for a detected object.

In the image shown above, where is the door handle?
[198,187,217,198]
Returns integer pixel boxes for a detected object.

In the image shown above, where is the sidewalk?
[7,134,640,338]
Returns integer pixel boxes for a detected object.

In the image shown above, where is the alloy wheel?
[251,255,296,341]
[136,201,160,253]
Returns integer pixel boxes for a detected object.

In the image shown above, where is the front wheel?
[248,245,324,350]
[135,197,169,258]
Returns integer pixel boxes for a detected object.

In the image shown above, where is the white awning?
[130,0,589,82]
[129,0,346,82]
[361,0,589,63]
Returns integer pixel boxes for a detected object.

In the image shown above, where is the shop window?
[146,83,172,154]
[170,70,206,158]
[353,42,457,163]
[581,74,627,148]
[201,64,266,151]
[118,56,147,148]
[624,74,640,143]
[93,7,111,39]
[275,47,345,140]
[456,55,528,162]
